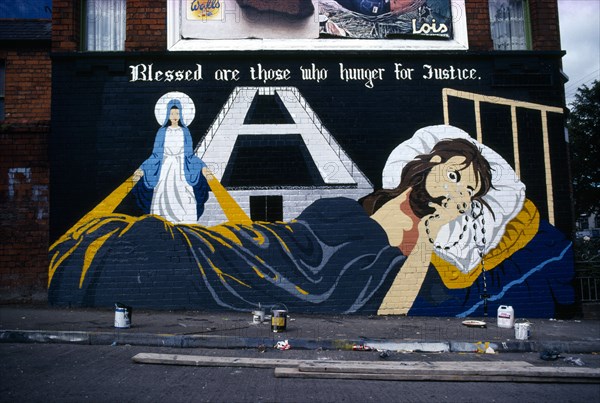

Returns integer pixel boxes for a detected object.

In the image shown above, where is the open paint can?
[271,309,287,333]
[114,303,132,329]
[252,310,265,324]
[514,322,531,340]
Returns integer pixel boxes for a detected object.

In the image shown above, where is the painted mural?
[48,68,575,317]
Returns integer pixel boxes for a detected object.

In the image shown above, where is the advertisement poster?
[181,0,319,39]
[179,0,452,39]
[319,0,453,38]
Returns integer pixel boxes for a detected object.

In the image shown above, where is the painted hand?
[422,196,468,241]
[132,168,144,183]
[202,167,215,181]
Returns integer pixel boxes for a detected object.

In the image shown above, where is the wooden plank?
[132,353,600,383]
[132,353,306,369]
[275,367,600,384]
[299,360,535,374]
[298,362,600,379]
[133,354,533,370]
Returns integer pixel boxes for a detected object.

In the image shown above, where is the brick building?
[0,12,51,302]
[3,1,579,318]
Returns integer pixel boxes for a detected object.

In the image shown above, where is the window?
[83,0,126,51]
[250,196,283,222]
[488,0,531,50]
[0,60,5,121]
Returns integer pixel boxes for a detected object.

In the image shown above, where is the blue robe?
[133,99,209,220]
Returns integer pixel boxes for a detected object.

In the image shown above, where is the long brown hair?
[360,138,494,218]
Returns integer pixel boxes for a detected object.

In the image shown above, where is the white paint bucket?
[514,322,530,340]
[252,310,265,324]
[497,305,515,328]
[114,304,132,329]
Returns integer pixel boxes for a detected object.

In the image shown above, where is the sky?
[558,0,600,106]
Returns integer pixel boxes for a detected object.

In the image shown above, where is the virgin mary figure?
[134,98,209,223]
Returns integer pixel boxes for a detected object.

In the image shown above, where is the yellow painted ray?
[52,175,140,248]
[80,228,120,288]
[49,168,252,288]
[205,174,252,225]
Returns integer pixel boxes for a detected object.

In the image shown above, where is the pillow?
[382,125,526,273]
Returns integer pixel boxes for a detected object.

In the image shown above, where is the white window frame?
[167,0,469,51]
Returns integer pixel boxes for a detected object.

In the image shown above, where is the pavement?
[1,305,599,354]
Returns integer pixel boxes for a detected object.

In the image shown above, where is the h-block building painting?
[195,86,373,225]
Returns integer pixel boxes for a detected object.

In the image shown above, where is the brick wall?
[52,0,79,51]
[3,51,52,123]
[465,0,493,50]
[529,0,562,50]
[0,131,49,302]
[0,46,51,303]
[464,0,563,51]
[125,1,167,51]
[52,0,168,52]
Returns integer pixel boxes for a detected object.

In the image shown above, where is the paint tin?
[271,309,287,333]
[114,303,132,329]
[514,322,530,340]
[252,310,265,324]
